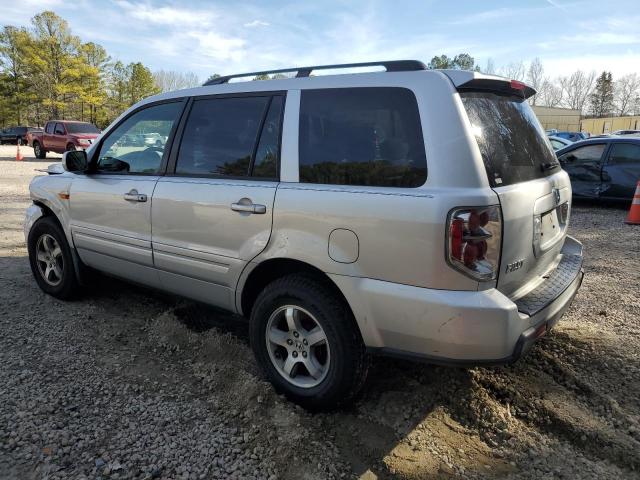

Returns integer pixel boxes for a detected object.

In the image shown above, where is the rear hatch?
[456,77,571,298]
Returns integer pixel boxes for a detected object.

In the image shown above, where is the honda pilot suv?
[25,61,584,409]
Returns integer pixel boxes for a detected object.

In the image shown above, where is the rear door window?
[607,143,640,165]
[460,92,558,187]
[176,96,270,177]
[298,87,427,188]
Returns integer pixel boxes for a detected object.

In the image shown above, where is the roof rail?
[203,60,427,86]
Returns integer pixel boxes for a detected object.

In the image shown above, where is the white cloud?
[243,20,269,28]
[114,0,217,27]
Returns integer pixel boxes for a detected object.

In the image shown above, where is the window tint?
[96,102,181,174]
[176,96,269,176]
[45,123,55,134]
[54,123,65,135]
[298,87,427,187]
[460,92,558,187]
[558,144,606,165]
[608,143,640,165]
[252,96,283,178]
[66,122,100,134]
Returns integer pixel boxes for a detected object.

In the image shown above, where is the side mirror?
[62,150,88,173]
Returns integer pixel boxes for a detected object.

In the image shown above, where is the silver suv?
[25,61,584,409]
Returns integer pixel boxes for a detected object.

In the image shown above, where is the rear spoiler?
[440,70,536,99]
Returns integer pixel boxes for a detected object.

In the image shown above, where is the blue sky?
[4,0,640,81]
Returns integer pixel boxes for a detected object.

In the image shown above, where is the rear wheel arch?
[240,258,357,328]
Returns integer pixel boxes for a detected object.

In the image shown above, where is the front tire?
[28,217,79,299]
[33,141,46,159]
[249,274,370,410]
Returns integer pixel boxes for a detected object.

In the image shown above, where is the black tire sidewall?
[34,142,45,159]
[28,217,77,299]
[250,275,367,409]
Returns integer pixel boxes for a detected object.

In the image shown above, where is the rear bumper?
[330,235,584,365]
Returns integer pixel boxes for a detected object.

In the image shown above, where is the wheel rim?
[34,144,40,156]
[35,234,64,286]
[265,305,330,389]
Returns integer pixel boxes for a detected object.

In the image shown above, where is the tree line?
[2,12,638,130]
[0,11,201,129]
[429,53,640,118]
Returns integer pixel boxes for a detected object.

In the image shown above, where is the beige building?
[580,116,640,135]
[532,106,581,132]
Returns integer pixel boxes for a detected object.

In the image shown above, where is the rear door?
[557,143,608,198]
[151,93,284,310]
[52,123,67,151]
[601,142,640,201]
[70,100,184,286]
[460,90,572,297]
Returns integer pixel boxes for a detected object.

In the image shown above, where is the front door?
[558,143,607,198]
[151,94,285,310]
[70,100,184,287]
[601,142,640,200]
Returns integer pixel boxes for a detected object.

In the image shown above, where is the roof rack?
[203,60,427,86]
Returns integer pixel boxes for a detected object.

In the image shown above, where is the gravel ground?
[1,145,639,479]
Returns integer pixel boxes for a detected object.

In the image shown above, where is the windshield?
[65,122,100,134]
[460,92,558,187]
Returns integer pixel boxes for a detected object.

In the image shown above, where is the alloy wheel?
[35,234,64,286]
[265,305,330,388]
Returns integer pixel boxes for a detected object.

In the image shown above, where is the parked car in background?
[0,126,42,145]
[29,120,100,159]
[612,129,640,136]
[548,135,573,151]
[24,61,584,409]
[556,137,640,202]
[553,131,589,142]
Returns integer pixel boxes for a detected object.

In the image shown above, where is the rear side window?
[608,143,640,165]
[461,92,559,187]
[298,87,427,188]
[176,96,271,177]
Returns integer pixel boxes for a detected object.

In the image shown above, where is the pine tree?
[589,71,614,117]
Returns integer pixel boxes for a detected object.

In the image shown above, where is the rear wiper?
[541,162,560,171]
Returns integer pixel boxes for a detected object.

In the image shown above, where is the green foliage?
[427,53,477,71]
[0,10,164,128]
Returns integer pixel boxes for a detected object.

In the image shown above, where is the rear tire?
[28,217,79,300]
[33,141,46,159]
[249,274,370,410]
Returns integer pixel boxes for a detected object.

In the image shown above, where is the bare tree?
[500,61,525,81]
[153,70,201,92]
[538,79,563,107]
[483,58,496,75]
[526,58,544,105]
[614,73,640,116]
[558,70,596,112]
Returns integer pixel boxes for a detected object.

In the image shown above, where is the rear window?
[299,87,427,188]
[460,92,558,187]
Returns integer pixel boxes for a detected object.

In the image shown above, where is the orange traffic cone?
[16,143,24,161]
[625,181,640,225]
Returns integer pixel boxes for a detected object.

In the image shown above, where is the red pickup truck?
[28,120,101,159]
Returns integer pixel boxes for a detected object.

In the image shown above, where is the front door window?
[96,102,182,174]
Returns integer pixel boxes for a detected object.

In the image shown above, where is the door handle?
[123,189,147,202]
[231,200,266,214]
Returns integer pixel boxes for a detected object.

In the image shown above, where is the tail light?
[446,206,502,281]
